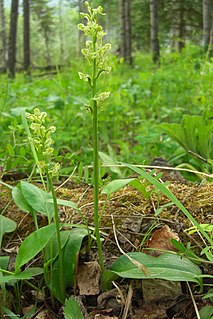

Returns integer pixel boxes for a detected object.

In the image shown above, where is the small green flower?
[26,108,59,177]
[78,2,111,81]
[93,92,110,104]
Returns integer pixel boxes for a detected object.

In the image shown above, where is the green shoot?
[78,1,111,271]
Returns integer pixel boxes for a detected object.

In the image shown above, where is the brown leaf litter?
[0,175,213,318]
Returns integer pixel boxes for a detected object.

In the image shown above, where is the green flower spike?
[26,108,60,177]
[78,1,111,272]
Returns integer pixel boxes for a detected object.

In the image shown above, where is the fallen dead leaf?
[147,225,179,255]
[77,261,101,295]
[142,279,182,303]
[94,315,118,319]
[132,305,166,319]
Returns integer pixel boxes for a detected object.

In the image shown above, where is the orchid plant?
[78,1,111,271]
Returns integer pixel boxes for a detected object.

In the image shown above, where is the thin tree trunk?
[8,0,19,78]
[119,0,126,60]
[206,16,213,58]
[203,0,212,50]
[119,0,132,64]
[150,0,160,64]
[177,0,185,52]
[58,0,64,60]
[44,29,51,65]
[0,0,7,72]
[125,0,132,64]
[23,0,30,74]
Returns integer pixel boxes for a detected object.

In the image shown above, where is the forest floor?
[1,168,213,319]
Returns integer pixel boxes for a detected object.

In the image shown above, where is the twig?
[187,282,201,319]
[122,281,133,319]
[111,214,149,275]
[55,165,77,191]
[86,164,213,179]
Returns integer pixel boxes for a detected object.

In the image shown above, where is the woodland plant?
[78,1,111,271]
[25,107,65,299]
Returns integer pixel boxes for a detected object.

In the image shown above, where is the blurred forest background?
[0,0,212,180]
[1,0,213,75]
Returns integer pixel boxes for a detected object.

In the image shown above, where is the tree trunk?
[44,29,51,65]
[119,0,126,59]
[206,16,213,58]
[58,0,64,60]
[8,0,19,78]
[0,0,7,72]
[177,0,185,52]
[23,0,30,74]
[150,0,160,64]
[119,0,132,64]
[125,0,132,64]
[203,0,212,50]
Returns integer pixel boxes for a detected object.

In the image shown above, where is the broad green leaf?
[47,228,88,303]
[15,224,57,271]
[99,150,123,177]
[101,178,134,195]
[20,181,54,221]
[0,256,9,304]
[199,306,213,319]
[129,179,153,199]
[0,256,10,270]
[3,308,20,319]
[64,296,84,319]
[160,115,213,159]
[171,239,201,264]
[0,267,43,284]
[110,252,202,284]
[12,185,34,213]
[0,215,16,247]
[7,144,15,156]
[124,163,213,246]
[203,292,213,301]
[48,198,79,210]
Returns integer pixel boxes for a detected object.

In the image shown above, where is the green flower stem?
[78,1,111,272]
[92,41,104,272]
[46,171,65,302]
[22,112,46,191]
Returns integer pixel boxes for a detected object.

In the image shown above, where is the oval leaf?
[47,228,88,303]
[0,215,16,247]
[110,252,202,285]
[12,186,34,213]
[20,181,54,220]
[0,267,44,284]
[15,224,57,271]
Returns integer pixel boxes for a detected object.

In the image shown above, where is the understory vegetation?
[0,3,213,318]
[1,45,212,181]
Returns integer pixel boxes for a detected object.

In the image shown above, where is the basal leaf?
[20,181,54,221]
[101,178,135,195]
[199,306,213,319]
[110,252,202,284]
[0,215,17,247]
[0,267,43,284]
[15,224,57,271]
[12,185,34,213]
[47,228,88,303]
[48,198,79,210]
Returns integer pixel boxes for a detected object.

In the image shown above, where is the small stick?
[111,214,149,275]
